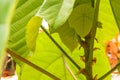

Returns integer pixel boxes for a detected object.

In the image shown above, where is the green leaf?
[26,16,42,52]
[19,32,110,80]
[93,42,111,80]
[68,3,94,37]
[56,21,78,52]
[0,0,15,71]
[38,0,75,32]
[7,0,44,65]
[96,0,119,43]
[95,0,118,79]
[20,32,85,80]
[109,0,120,31]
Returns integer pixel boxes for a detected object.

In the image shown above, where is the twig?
[84,0,100,80]
[62,56,77,80]
[7,49,60,80]
[40,25,81,70]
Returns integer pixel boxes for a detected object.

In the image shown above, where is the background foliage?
[0,0,120,80]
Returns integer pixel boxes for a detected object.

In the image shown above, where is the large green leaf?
[93,43,111,80]
[0,0,15,71]
[96,0,119,43]
[68,3,94,37]
[38,0,75,32]
[109,0,120,30]
[20,32,85,80]
[56,21,78,52]
[7,0,44,65]
[19,32,111,80]
[95,0,118,79]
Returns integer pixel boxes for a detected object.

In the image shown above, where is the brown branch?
[7,49,60,80]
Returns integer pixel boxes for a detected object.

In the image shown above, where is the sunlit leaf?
[56,21,78,52]
[95,0,118,79]
[38,0,75,32]
[68,3,94,37]
[96,0,119,43]
[26,16,42,52]
[20,32,111,80]
[109,0,120,31]
[7,0,44,65]
[93,42,111,80]
[21,32,85,80]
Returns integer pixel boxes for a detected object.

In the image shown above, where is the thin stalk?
[84,40,93,80]
[98,62,120,80]
[88,0,100,66]
[7,49,60,80]
[41,25,80,70]
[84,0,100,80]
[62,56,77,80]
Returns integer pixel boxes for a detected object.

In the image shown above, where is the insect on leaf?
[26,16,42,52]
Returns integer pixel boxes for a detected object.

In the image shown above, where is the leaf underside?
[68,3,94,37]
[56,21,78,52]
[38,0,75,32]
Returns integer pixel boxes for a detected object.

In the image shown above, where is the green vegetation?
[0,0,120,80]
